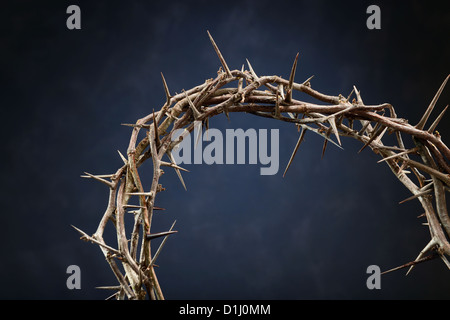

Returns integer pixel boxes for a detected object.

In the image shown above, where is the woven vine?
[75,32,450,300]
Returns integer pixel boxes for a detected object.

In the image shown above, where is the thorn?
[80,174,114,178]
[399,189,432,204]
[146,230,177,240]
[223,105,230,121]
[416,74,449,130]
[358,125,385,153]
[183,90,201,120]
[440,254,450,270]
[123,204,147,209]
[71,225,89,240]
[321,129,331,159]
[346,87,355,102]
[373,127,388,144]
[71,225,122,256]
[406,239,436,275]
[286,52,299,103]
[120,123,151,129]
[283,127,307,177]
[161,72,171,104]
[81,172,113,188]
[96,286,121,290]
[207,30,232,77]
[246,59,259,80]
[298,124,343,151]
[165,111,179,121]
[428,105,448,133]
[150,221,177,266]
[377,148,418,163]
[302,75,314,86]
[353,85,364,105]
[381,252,438,276]
[166,150,187,191]
[194,120,202,149]
[328,117,341,146]
[160,161,190,172]
[117,150,128,165]
[357,120,371,136]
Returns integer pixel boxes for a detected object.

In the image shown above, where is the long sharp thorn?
[302,75,314,86]
[416,74,449,130]
[105,292,120,300]
[183,90,201,120]
[146,230,177,240]
[207,30,232,77]
[123,204,146,209]
[358,120,371,136]
[82,172,113,188]
[283,127,307,177]
[377,148,417,163]
[246,59,259,80]
[398,189,432,204]
[167,150,187,190]
[96,286,121,290]
[374,127,388,144]
[71,225,121,255]
[223,105,230,121]
[117,150,128,165]
[121,123,151,129]
[150,221,177,266]
[194,120,202,149]
[428,105,448,133]
[353,85,364,104]
[321,129,331,159]
[440,254,450,270]
[358,125,385,153]
[321,140,328,159]
[328,117,341,146]
[406,239,436,275]
[161,72,171,104]
[286,52,299,103]
[381,252,438,276]
[346,87,355,102]
[316,129,343,150]
[81,174,114,178]
[160,161,190,172]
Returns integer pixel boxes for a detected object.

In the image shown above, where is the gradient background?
[2,0,450,299]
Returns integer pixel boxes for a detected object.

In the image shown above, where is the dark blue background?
[1,0,450,299]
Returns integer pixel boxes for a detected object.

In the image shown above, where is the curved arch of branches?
[75,32,450,300]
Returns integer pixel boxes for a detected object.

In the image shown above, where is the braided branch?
[76,32,450,299]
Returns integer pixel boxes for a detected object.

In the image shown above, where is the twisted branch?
[76,32,450,299]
